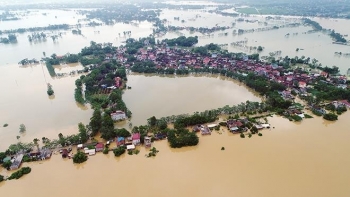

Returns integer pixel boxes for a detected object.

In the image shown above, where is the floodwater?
[1,6,350,197]
[0,63,92,150]
[1,113,350,197]
[0,67,260,150]
[123,74,261,126]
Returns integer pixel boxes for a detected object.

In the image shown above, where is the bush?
[258,133,263,136]
[304,114,313,118]
[291,115,302,122]
[323,113,338,121]
[3,123,8,127]
[221,147,225,150]
[312,110,323,116]
[113,147,126,157]
[0,174,4,182]
[134,150,140,155]
[2,160,12,169]
[8,167,31,180]
[167,129,199,148]
[22,155,32,162]
[72,151,88,164]
[128,150,133,155]
[102,148,109,154]
[240,133,245,138]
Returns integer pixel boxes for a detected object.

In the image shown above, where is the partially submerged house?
[111,111,127,121]
[132,133,141,145]
[10,154,24,170]
[144,136,152,147]
[95,143,104,152]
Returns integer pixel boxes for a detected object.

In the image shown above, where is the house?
[116,137,125,146]
[95,143,104,152]
[144,136,152,147]
[40,149,52,160]
[132,133,141,145]
[10,154,23,170]
[111,111,127,121]
[200,125,211,135]
[127,144,135,150]
[62,149,68,158]
[298,81,307,88]
[339,100,350,108]
[320,71,329,78]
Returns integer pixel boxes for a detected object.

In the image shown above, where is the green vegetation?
[240,133,245,138]
[323,113,338,121]
[19,124,26,133]
[8,167,31,180]
[174,114,216,130]
[221,147,225,150]
[258,133,263,136]
[113,146,126,157]
[304,114,313,119]
[146,147,159,157]
[72,151,88,163]
[0,174,4,182]
[167,128,199,148]
[103,148,109,154]
[47,83,54,96]
[2,160,12,169]
[3,123,8,127]
[163,36,198,47]
[291,115,303,122]
[0,34,17,44]
[192,43,221,56]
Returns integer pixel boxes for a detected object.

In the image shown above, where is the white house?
[111,111,127,121]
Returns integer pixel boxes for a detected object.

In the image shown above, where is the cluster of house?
[109,45,348,95]
[226,118,270,133]
[2,149,52,170]
[115,133,152,151]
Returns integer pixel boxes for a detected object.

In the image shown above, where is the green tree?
[78,123,88,143]
[113,146,126,157]
[89,108,102,136]
[19,124,26,133]
[72,151,88,163]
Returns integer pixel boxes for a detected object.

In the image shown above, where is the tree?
[33,138,40,150]
[0,174,4,182]
[89,109,102,136]
[323,113,338,121]
[0,152,6,162]
[72,151,88,163]
[100,113,115,140]
[147,116,157,127]
[2,160,12,169]
[113,146,126,157]
[114,128,131,137]
[78,123,88,143]
[257,46,263,51]
[19,124,26,133]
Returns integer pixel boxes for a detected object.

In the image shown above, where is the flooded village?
[1,1,350,197]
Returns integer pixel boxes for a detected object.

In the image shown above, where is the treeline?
[302,18,347,43]
[192,43,221,56]
[163,36,198,47]
[0,34,17,44]
[167,128,199,148]
[302,18,322,31]
[174,113,217,129]
[0,24,70,34]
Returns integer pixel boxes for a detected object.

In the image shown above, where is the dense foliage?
[8,167,31,180]
[174,114,216,129]
[163,36,198,47]
[72,151,88,164]
[167,128,199,148]
[323,113,338,121]
[113,146,126,157]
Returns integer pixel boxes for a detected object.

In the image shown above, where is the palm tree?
[33,138,40,151]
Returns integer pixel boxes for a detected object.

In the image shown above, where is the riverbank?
[1,113,350,197]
